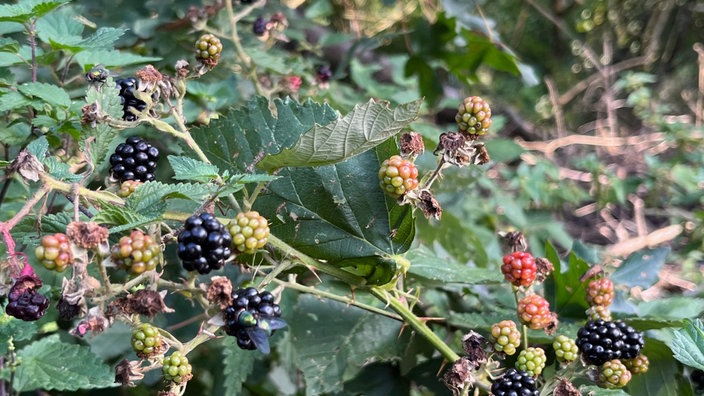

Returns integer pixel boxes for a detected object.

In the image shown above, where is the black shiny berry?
[490,368,539,396]
[177,213,232,274]
[316,65,332,84]
[253,16,267,36]
[223,287,282,350]
[6,286,49,321]
[576,319,644,366]
[116,77,147,121]
[109,136,159,183]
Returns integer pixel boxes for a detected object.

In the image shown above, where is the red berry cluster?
[501,251,537,287]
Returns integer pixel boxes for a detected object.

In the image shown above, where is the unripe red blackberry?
[553,335,579,363]
[624,354,649,375]
[490,320,521,355]
[162,351,192,384]
[455,96,492,138]
[378,155,419,198]
[490,368,539,396]
[110,230,162,274]
[586,277,614,307]
[35,233,73,272]
[177,213,232,274]
[597,359,631,388]
[131,323,163,358]
[195,34,222,66]
[118,180,143,197]
[227,211,270,254]
[516,347,547,377]
[517,294,553,330]
[501,251,537,287]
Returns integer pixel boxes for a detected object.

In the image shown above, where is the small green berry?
[131,323,163,358]
[162,351,193,384]
[490,320,521,355]
[516,347,546,377]
[597,359,632,388]
[553,335,579,363]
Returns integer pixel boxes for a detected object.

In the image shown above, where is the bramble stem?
[369,287,460,363]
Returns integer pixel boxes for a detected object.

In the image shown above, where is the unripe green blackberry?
[586,277,614,307]
[131,323,163,358]
[227,211,270,254]
[517,294,553,330]
[118,180,143,198]
[378,155,419,198]
[455,96,492,138]
[35,233,73,272]
[597,359,631,388]
[162,351,192,384]
[490,320,521,355]
[516,347,546,377]
[110,230,162,274]
[195,34,223,66]
[553,335,579,363]
[624,354,649,375]
[586,305,612,321]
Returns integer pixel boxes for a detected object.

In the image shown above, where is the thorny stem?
[224,0,265,96]
[369,287,460,363]
[421,156,449,191]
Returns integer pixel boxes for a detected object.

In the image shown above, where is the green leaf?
[0,90,31,111]
[12,212,73,245]
[579,386,630,395]
[168,155,220,182]
[92,201,155,232]
[637,297,704,320]
[221,337,256,395]
[405,245,502,285]
[257,98,422,172]
[18,82,71,108]
[75,49,161,69]
[192,97,415,272]
[543,242,590,318]
[43,156,82,182]
[0,37,19,53]
[5,334,115,391]
[26,134,49,158]
[485,138,525,163]
[290,294,405,396]
[415,210,490,266]
[81,77,123,167]
[0,312,38,354]
[670,319,704,370]
[627,339,684,396]
[611,247,669,288]
[0,0,66,23]
[125,181,215,215]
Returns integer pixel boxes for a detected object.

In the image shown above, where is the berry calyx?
[597,359,632,388]
[110,230,162,275]
[516,347,547,377]
[227,211,270,254]
[162,351,192,384]
[576,319,645,366]
[195,33,222,66]
[490,320,521,355]
[501,251,537,287]
[490,368,539,396]
[624,354,649,375]
[118,180,143,197]
[34,233,73,272]
[109,136,159,183]
[586,277,615,307]
[455,96,492,138]
[378,155,419,198]
[553,335,579,363]
[517,294,553,330]
[223,287,283,351]
[131,323,163,358]
[177,213,232,274]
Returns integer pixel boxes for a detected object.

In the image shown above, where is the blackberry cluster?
[378,155,419,198]
[597,359,632,388]
[116,77,146,121]
[131,323,163,358]
[490,368,539,396]
[5,275,49,321]
[586,278,614,307]
[576,320,645,366]
[624,354,649,374]
[177,213,232,274]
[118,180,143,198]
[517,294,553,330]
[223,287,282,350]
[162,351,192,384]
[501,251,537,287]
[586,305,612,321]
[109,136,159,183]
[35,233,73,272]
[195,34,223,66]
[110,230,162,275]
[455,96,492,138]
[316,65,332,84]
[253,16,268,36]
[553,335,579,363]
[227,211,270,254]
[490,320,521,355]
[516,347,546,377]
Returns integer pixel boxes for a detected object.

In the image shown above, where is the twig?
[694,43,704,127]
[544,77,565,137]
[605,224,683,257]
[515,132,668,157]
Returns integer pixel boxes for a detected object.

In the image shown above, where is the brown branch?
[606,224,683,257]
[515,132,669,158]
[545,77,565,137]
[694,43,704,127]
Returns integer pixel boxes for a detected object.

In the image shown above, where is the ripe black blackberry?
[5,275,49,321]
[223,287,282,351]
[109,136,159,183]
[253,16,268,36]
[316,65,332,84]
[490,368,539,396]
[177,213,232,274]
[116,77,147,121]
[576,319,644,366]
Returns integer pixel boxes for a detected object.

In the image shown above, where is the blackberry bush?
[110,230,162,275]
[378,155,419,198]
[501,251,537,287]
[490,368,539,396]
[34,233,73,272]
[109,136,159,183]
[227,211,270,254]
[177,213,232,274]
[490,320,521,355]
